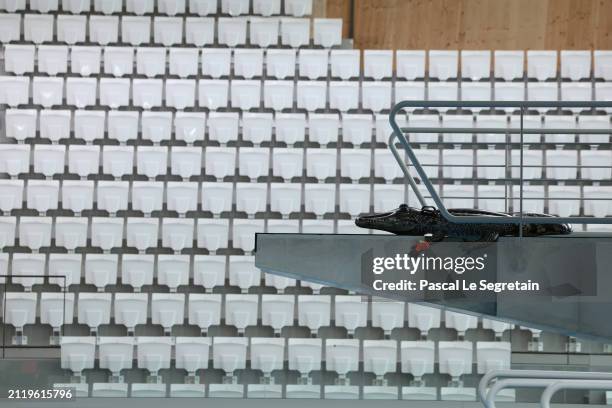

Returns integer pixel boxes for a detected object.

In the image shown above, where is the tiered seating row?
[0,14,341,47]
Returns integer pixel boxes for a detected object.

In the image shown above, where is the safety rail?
[389,100,612,229]
[478,369,612,408]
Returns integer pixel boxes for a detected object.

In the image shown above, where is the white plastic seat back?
[166,182,198,215]
[400,341,435,378]
[19,217,52,251]
[298,295,331,332]
[461,50,491,80]
[408,304,441,336]
[299,50,329,80]
[169,48,199,78]
[171,147,202,179]
[165,80,196,110]
[234,49,264,79]
[363,340,397,376]
[225,294,258,330]
[548,185,581,217]
[297,81,327,111]
[445,310,478,335]
[198,80,229,111]
[5,45,35,75]
[438,341,474,379]
[250,17,279,47]
[208,113,240,144]
[235,183,267,216]
[151,293,185,330]
[288,338,322,374]
[126,217,159,251]
[364,50,393,80]
[98,337,134,375]
[100,79,130,109]
[185,17,214,45]
[132,79,163,109]
[96,181,129,214]
[304,184,335,216]
[269,183,301,216]
[39,111,71,143]
[476,342,511,374]
[73,112,105,143]
[154,16,183,46]
[0,76,29,107]
[84,254,118,290]
[60,337,96,374]
[429,50,458,80]
[0,180,23,213]
[341,150,371,182]
[262,294,294,331]
[175,337,211,373]
[335,296,367,333]
[362,82,392,112]
[242,113,274,145]
[581,151,612,181]
[53,217,87,250]
[48,253,81,287]
[188,293,222,329]
[104,47,134,77]
[90,16,119,45]
[61,180,94,213]
[0,13,21,43]
[213,337,248,374]
[5,109,37,142]
[594,51,612,80]
[330,50,359,80]
[527,51,557,81]
[264,80,294,111]
[131,181,164,214]
[121,16,151,46]
[91,217,124,250]
[584,186,612,218]
[114,293,148,330]
[120,254,154,290]
[546,150,578,180]
[228,256,261,290]
[313,18,342,48]
[371,301,404,334]
[197,218,229,251]
[157,254,190,289]
[326,339,359,376]
[201,182,233,215]
[218,17,247,47]
[342,114,373,146]
[77,293,112,330]
[272,148,303,181]
[494,51,524,81]
[309,114,340,145]
[0,218,16,249]
[251,337,285,374]
[275,113,306,145]
[57,15,87,44]
[137,337,173,374]
[238,147,270,180]
[512,185,545,214]
[339,184,371,216]
[71,46,101,76]
[281,18,310,48]
[561,50,591,80]
[267,49,297,79]
[175,112,207,144]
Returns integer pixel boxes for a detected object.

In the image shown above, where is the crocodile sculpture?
[355,204,572,242]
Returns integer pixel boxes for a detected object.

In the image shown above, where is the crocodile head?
[355,204,436,235]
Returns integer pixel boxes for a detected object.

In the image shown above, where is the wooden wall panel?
[347,0,612,50]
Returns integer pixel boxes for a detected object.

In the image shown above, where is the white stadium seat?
[91,217,124,250]
[121,255,154,290]
[243,113,274,144]
[74,111,105,143]
[225,294,259,331]
[304,184,336,216]
[527,50,557,80]
[313,18,342,48]
[494,51,524,81]
[102,146,133,178]
[137,337,172,376]
[167,182,198,215]
[560,50,591,80]
[98,336,134,377]
[475,115,509,144]
[270,183,301,216]
[5,109,37,142]
[64,77,98,109]
[0,181,23,213]
[309,114,340,145]
[11,253,45,288]
[298,295,331,333]
[264,80,294,111]
[213,337,248,377]
[267,49,297,79]
[362,81,392,112]
[510,149,543,179]
[90,15,119,45]
[408,304,440,336]
[276,113,307,145]
[175,337,210,376]
[236,182,267,215]
[584,186,612,218]
[0,13,20,43]
[262,294,294,332]
[512,185,545,214]
[476,342,511,373]
[158,254,190,288]
[251,337,285,378]
[445,310,478,336]
[396,50,426,80]
[142,111,173,142]
[546,149,578,180]
[60,337,95,377]
[341,149,371,182]
[548,185,581,217]
[429,50,459,80]
[197,218,229,251]
[461,50,491,80]
[329,81,359,112]
[154,17,182,46]
[151,293,185,332]
[84,254,118,290]
[114,293,148,331]
[57,15,87,44]
[232,219,264,252]
[104,47,134,77]
[594,51,612,80]
[543,115,577,144]
[272,148,303,181]
[371,300,404,334]
[3,292,36,342]
[234,48,264,79]
[33,77,64,108]
[208,112,240,143]
[231,80,261,110]
[0,145,29,177]
[476,149,506,179]
[122,16,151,45]
[48,253,81,286]
[218,17,247,47]
[133,79,163,109]
[61,180,94,213]
[428,82,459,110]
[4,45,35,75]
[39,110,71,142]
[77,293,112,331]
[442,114,474,143]
[342,114,373,146]
[443,185,475,209]
[171,147,202,179]
[185,17,215,45]
[126,217,159,250]
[71,46,101,76]
[364,50,393,80]
[364,340,397,377]
[330,50,360,80]
[228,256,261,290]
[578,115,611,144]
[250,17,279,47]
[19,217,52,250]
[188,293,222,330]
[306,148,337,181]
[100,78,130,108]
[169,48,199,78]
[288,338,322,378]
[339,184,370,216]
[297,81,327,111]
[438,341,473,380]
[482,318,513,338]
[201,182,233,215]
[442,149,474,179]
[335,295,367,333]
[326,339,359,377]
[131,181,164,214]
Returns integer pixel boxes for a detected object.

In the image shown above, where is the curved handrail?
[388,99,612,225]
[541,380,612,408]
[478,369,612,408]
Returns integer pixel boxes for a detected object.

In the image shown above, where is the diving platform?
[255,231,612,342]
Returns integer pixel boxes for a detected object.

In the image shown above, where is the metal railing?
[478,369,612,408]
[389,100,612,228]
